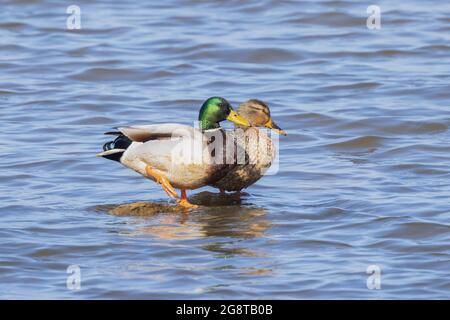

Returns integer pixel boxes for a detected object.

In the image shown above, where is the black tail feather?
[101,133,133,162]
[102,140,115,151]
[104,131,122,136]
[101,150,124,162]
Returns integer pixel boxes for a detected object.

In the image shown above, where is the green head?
[198,97,250,130]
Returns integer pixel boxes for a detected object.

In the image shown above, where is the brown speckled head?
[237,99,286,135]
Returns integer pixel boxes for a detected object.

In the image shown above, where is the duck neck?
[200,119,220,131]
[198,107,221,131]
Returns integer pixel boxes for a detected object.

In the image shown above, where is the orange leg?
[145,165,177,199]
[177,189,198,209]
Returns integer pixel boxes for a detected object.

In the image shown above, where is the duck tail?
[97,132,132,162]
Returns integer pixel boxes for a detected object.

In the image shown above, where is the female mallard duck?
[210,99,286,194]
[97,97,250,209]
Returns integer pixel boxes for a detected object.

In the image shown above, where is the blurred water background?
[1,0,449,299]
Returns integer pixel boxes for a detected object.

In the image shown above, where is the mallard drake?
[210,99,286,194]
[97,97,250,209]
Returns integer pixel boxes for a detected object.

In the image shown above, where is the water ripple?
[1,0,449,299]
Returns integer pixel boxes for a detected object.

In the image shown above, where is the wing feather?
[117,124,199,142]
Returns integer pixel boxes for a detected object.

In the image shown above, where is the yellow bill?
[265,118,287,135]
[227,110,251,127]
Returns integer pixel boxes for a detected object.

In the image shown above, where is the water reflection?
[95,192,271,246]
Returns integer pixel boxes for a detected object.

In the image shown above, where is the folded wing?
[117,123,200,142]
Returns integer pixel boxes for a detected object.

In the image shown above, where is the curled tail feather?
[98,132,132,162]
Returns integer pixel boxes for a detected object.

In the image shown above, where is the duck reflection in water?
[95,191,272,258]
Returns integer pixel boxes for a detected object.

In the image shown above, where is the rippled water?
[1,0,450,299]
